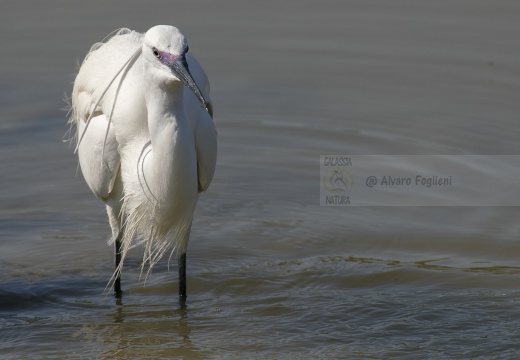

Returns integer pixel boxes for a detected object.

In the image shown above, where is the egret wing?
[75,103,121,201]
[194,109,217,192]
[71,29,143,201]
[185,54,217,192]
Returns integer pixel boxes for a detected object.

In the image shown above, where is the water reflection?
[75,298,203,359]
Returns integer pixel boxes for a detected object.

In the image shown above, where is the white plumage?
[69,25,217,301]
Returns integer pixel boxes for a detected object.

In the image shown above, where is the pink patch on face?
[161,51,178,63]
[153,47,180,65]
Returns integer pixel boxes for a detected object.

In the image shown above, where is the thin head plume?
[102,28,131,43]
[74,46,142,155]
[100,45,141,167]
[80,29,131,69]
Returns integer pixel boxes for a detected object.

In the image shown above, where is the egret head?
[143,25,210,114]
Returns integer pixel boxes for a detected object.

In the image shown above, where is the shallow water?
[2,1,520,358]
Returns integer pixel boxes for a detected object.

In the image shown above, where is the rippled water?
[2,1,520,358]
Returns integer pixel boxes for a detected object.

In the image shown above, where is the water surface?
[1,1,520,358]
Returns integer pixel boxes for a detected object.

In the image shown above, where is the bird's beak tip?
[167,58,211,117]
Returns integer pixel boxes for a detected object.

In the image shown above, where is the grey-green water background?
[2,1,520,358]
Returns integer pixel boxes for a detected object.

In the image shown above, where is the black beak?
[167,56,211,116]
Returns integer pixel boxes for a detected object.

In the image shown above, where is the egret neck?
[143,79,198,230]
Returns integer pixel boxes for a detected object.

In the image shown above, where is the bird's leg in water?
[114,233,123,297]
[179,252,187,304]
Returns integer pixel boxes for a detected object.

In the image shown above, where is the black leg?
[114,236,122,297]
[179,252,187,305]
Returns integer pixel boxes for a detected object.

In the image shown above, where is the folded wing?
[186,53,217,193]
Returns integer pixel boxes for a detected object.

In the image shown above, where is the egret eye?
[152,48,161,59]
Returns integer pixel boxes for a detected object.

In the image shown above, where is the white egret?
[68,25,217,303]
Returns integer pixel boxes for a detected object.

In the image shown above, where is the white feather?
[68,26,217,287]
